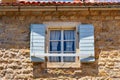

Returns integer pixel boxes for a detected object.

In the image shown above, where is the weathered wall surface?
[0,10,120,79]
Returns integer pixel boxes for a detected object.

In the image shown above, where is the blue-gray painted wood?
[31,56,45,62]
[80,56,95,62]
[30,24,45,62]
[80,40,94,43]
[80,43,94,47]
[79,24,95,62]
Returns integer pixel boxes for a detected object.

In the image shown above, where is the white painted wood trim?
[31,53,81,57]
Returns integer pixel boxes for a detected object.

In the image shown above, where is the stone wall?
[2,0,16,3]
[0,10,120,79]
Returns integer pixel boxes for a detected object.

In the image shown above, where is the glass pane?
[50,30,61,40]
[50,41,61,51]
[64,30,75,40]
[64,41,75,51]
[63,52,75,62]
[49,52,61,62]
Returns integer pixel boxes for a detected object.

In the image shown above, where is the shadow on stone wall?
[32,60,99,79]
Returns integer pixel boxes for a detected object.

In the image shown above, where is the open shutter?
[79,24,95,62]
[30,24,46,62]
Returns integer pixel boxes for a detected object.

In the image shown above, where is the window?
[49,30,76,62]
[30,23,95,68]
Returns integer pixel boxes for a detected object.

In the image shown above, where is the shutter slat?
[30,24,45,62]
[80,39,94,43]
[80,50,94,53]
[32,31,45,33]
[32,32,45,36]
[32,36,45,40]
[80,47,94,50]
[80,29,94,31]
[33,47,44,50]
[80,36,94,39]
[32,40,45,43]
[32,51,44,53]
[79,24,95,62]
[80,33,94,36]
[80,43,94,47]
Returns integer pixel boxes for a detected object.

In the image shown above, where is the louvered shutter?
[30,24,45,62]
[79,24,95,62]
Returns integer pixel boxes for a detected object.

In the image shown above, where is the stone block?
[7,63,22,69]
[19,16,25,21]
[90,11,101,16]
[0,65,4,70]
[78,11,89,16]
[22,69,32,74]
[99,70,108,76]
[114,58,120,62]
[105,16,114,20]
[101,11,110,16]
[5,74,14,79]
[6,68,14,74]
[45,16,52,20]
[115,16,120,19]
[14,74,27,79]
[91,16,100,20]
[98,62,106,66]
[106,62,114,66]
[60,16,68,20]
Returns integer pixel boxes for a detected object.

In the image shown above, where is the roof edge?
[0,6,120,11]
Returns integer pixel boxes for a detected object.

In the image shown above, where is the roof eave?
[0,5,120,11]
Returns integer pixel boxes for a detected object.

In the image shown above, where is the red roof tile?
[0,1,120,6]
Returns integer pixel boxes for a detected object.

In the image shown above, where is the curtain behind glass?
[49,30,61,62]
[50,30,61,40]
[64,41,74,51]
[64,30,75,40]
[63,30,75,62]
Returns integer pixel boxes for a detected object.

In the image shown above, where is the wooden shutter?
[30,24,46,62]
[79,24,95,62]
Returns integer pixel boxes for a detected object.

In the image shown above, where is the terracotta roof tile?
[0,1,120,6]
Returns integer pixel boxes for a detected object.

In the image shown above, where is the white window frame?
[48,29,76,62]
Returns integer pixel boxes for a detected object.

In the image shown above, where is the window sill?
[47,62,80,68]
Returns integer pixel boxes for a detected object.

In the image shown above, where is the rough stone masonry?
[0,10,120,79]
